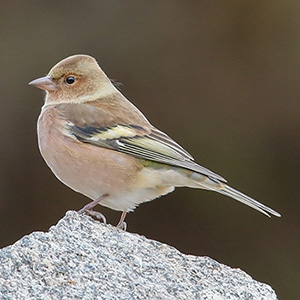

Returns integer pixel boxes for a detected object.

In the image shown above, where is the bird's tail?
[214,184,281,217]
[191,175,281,217]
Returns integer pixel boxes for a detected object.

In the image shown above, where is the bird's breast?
[37,106,143,201]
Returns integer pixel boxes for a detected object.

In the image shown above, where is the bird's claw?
[116,221,127,231]
[78,208,107,224]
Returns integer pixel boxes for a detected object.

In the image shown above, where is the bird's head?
[29,54,116,104]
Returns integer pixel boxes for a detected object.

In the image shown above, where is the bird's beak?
[29,76,57,91]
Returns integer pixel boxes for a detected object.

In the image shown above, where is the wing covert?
[69,123,227,182]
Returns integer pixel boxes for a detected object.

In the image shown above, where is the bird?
[29,54,281,229]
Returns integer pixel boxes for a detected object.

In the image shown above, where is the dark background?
[0,1,299,299]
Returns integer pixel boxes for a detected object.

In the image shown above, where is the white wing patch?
[88,125,139,141]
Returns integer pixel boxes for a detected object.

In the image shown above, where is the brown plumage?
[29,54,280,229]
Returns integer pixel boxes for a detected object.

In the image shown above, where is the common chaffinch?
[29,55,281,229]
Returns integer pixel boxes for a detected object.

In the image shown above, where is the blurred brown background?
[0,1,299,298]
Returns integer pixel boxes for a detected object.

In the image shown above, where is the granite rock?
[0,211,278,300]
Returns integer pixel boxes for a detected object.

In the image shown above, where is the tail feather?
[216,185,281,217]
[196,178,281,218]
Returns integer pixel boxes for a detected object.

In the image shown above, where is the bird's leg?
[78,193,109,224]
[116,211,127,231]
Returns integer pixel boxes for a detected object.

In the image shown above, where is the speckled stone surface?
[0,211,278,300]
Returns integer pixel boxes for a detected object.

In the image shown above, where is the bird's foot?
[116,211,127,231]
[84,209,107,224]
[78,194,109,224]
[116,220,127,231]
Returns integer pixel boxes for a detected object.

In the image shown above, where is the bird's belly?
[39,133,176,211]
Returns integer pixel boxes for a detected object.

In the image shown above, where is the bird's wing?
[67,120,227,183]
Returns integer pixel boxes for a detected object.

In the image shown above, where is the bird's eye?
[65,76,76,85]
